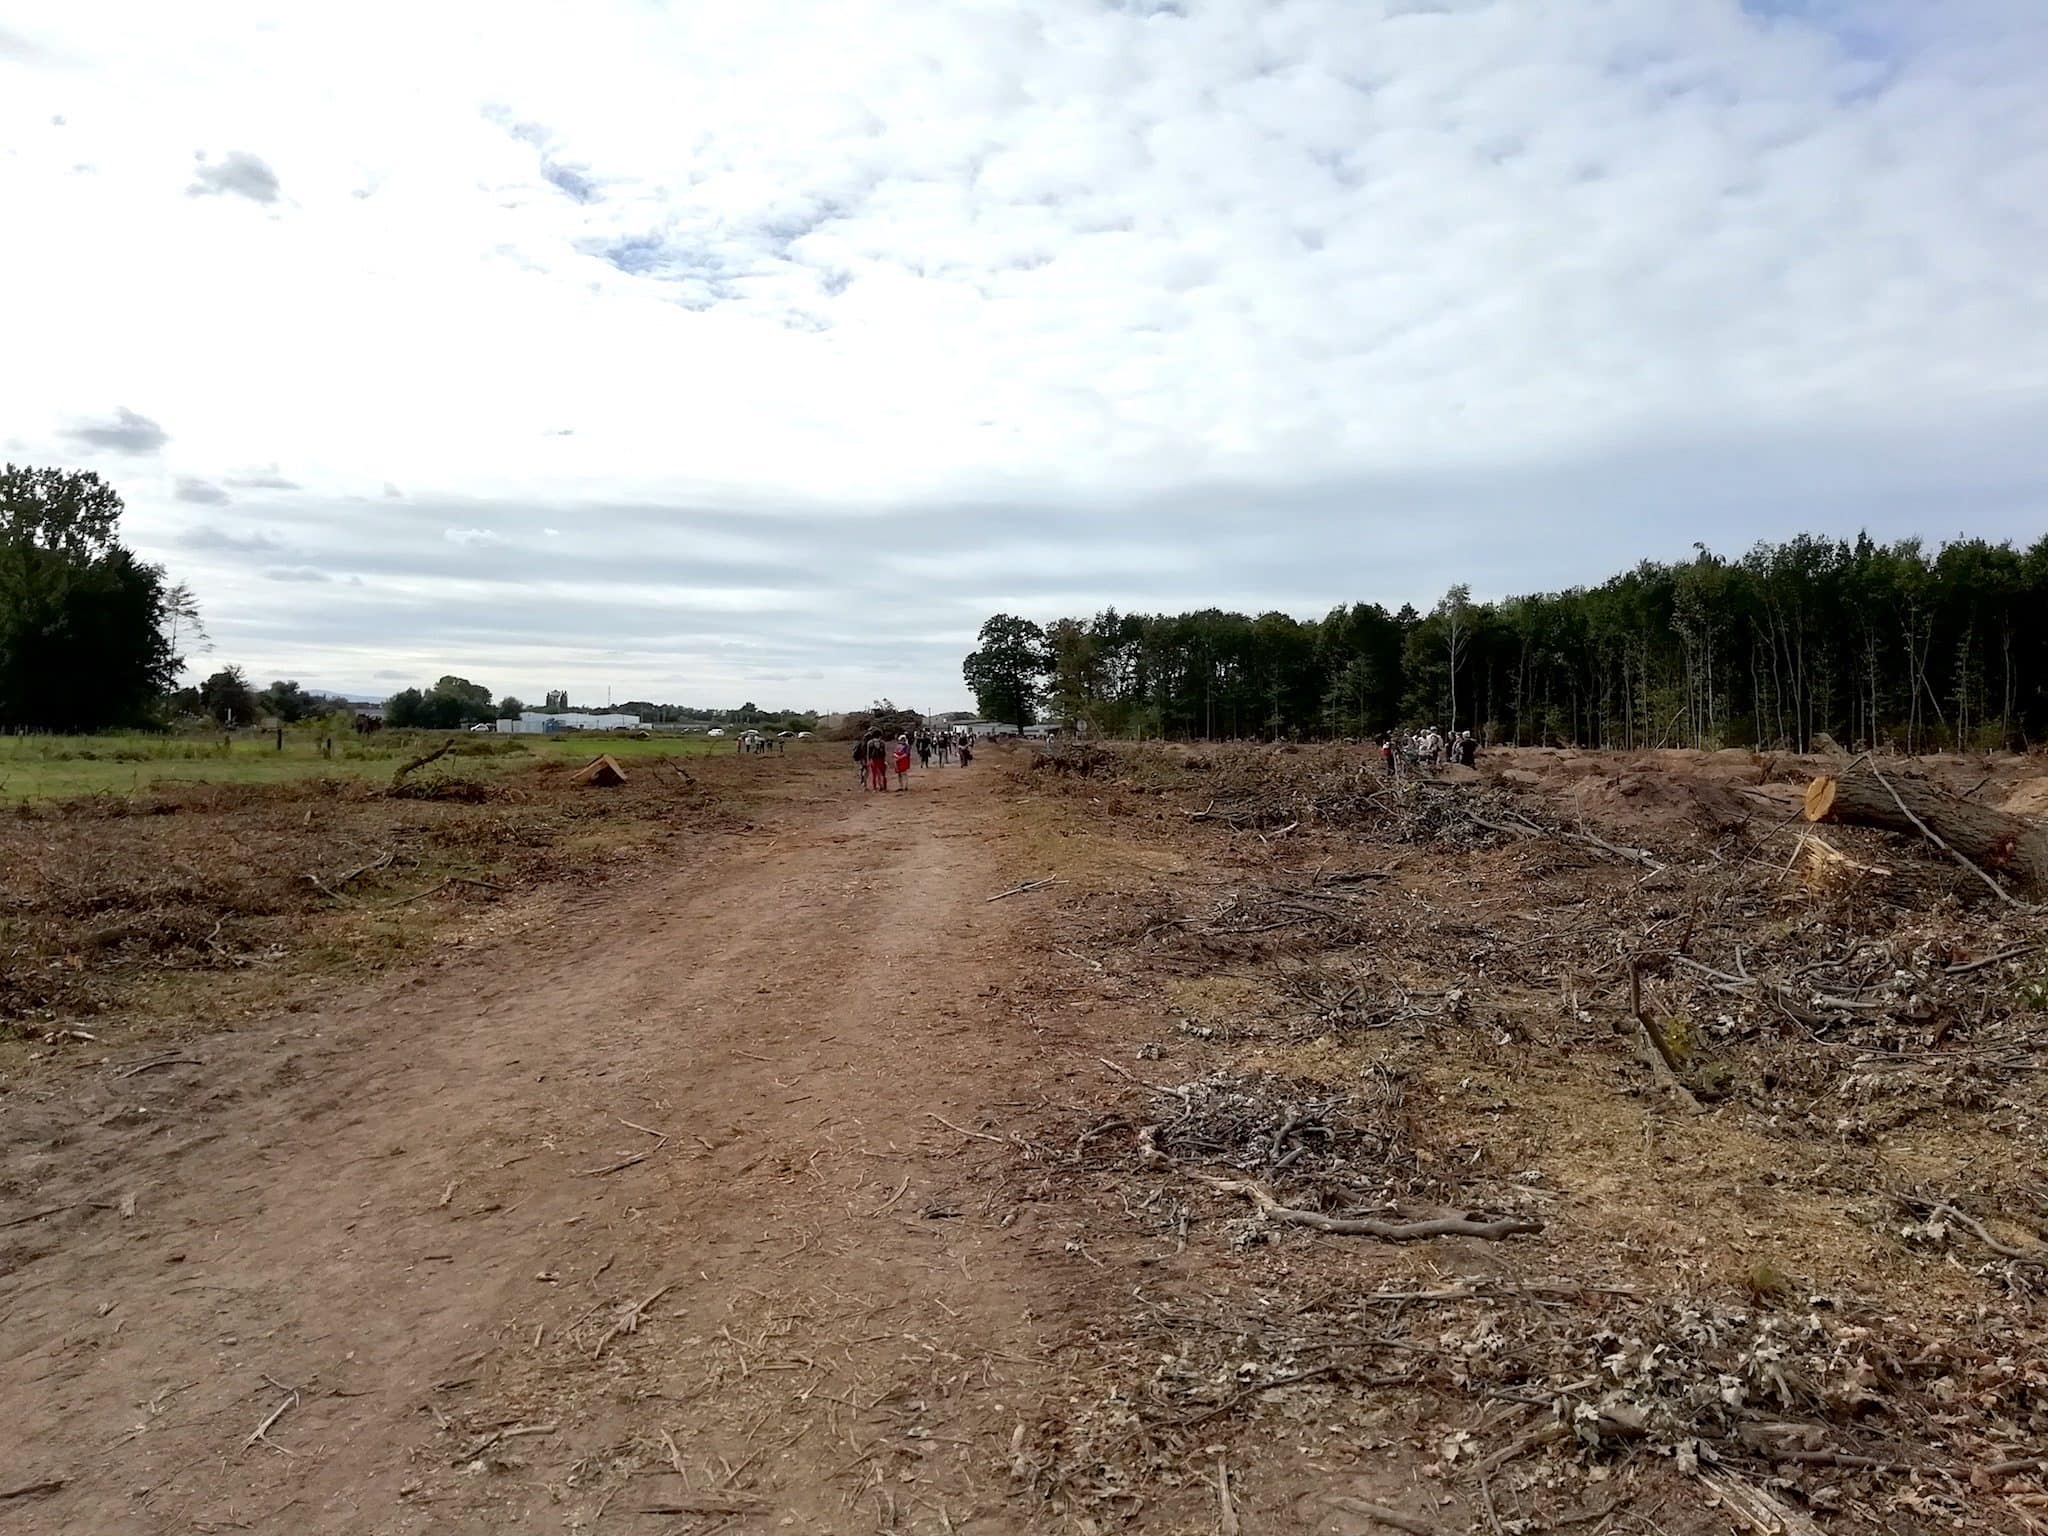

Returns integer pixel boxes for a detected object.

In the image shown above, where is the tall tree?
[258,679,317,723]
[199,666,258,725]
[1435,585,1472,732]
[0,465,181,731]
[975,531,2048,749]
[962,614,1050,729]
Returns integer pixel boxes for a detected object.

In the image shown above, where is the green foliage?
[0,465,181,731]
[198,666,257,725]
[962,613,1049,729]
[497,695,523,720]
[848,699,922,740]
[259,678,318,723]
[989,533,2048,747]
[385,674,495,730]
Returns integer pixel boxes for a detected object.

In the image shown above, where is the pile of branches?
[1030,741,1120,778]
[1142,1070,1397,1184]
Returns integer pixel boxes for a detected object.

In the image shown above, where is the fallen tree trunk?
[1804,762,2048,895]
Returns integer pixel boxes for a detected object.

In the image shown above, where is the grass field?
[0,728,791,800]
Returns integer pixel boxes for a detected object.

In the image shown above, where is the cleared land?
[3,742,2046,1534]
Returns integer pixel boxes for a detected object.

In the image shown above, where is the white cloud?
[0,0,2043,706]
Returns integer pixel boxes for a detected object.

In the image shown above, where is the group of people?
[1379,727,1477,774]
[854,727,975,791]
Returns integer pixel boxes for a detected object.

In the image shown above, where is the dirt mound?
[2002,776,2048,818]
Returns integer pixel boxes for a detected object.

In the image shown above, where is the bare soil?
[6,744,2047,1535]
[3,757,1142,1533]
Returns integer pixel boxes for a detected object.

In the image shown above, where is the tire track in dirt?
[2,761,1109,1534]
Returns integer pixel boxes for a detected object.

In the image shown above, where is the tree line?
[2,464,827,735]
[965,532,2048,751]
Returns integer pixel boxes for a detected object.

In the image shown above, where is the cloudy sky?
[3,1,2045,710]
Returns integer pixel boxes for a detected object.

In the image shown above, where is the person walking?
[1380,734,1396,777]
[865,733,887,792]
[957,733,974,768]
[853,734,870,790]
[893,734,912,790]
[917,732,932,770]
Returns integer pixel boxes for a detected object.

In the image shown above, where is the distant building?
[497,710,644,734]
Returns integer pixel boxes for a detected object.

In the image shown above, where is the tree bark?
[1805,763,2048,893]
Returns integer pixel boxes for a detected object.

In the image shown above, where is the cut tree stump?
[1804,762,2048,894]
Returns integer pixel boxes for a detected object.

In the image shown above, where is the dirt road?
[2,759,1111,1533]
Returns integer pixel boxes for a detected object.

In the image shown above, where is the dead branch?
[1194,1173,1541,1241]
[1324,1495,1442,1535]
[323,849,395,889]
[1694,1470,1825,1536]
[457,1422,557,1462]
[1928,1201,2048,1266]
[1982,1457,2048,1478]
[0,1478,67,1501]
[0,1203,78,1230]
[637,1495,768,1516]
[927,1112,1010,1145]
[115,1054,201,1078]
[1179,1363,1340,1427]
[594,1282,675,1357]
[1945,943,2046,975]
[579,1135,668,1176]
[392,739,456,783]
[985,877,1066,902]
[379,874,507,908]
[1216,1458,1241,1536]
[1627,957,1706,1114]
[242,1388,299,1453]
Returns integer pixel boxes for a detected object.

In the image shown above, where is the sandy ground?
[1,759,1121,1534]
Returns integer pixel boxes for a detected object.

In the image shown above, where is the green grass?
[0,728,772,800]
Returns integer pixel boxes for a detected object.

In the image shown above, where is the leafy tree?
[426,675,494,727]
[0,465,182,731]
[259,678,316,723]
[497,695,524,719]
[850,699,923,740]
[962,614,1049,729]
[385,687,427,728]
[199,665,258,725]
[978,531,2048,749]
[386,675,496,729]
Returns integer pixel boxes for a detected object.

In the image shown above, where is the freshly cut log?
[1804,763,2048,894]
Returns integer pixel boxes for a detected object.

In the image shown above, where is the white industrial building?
[496,710,644,734]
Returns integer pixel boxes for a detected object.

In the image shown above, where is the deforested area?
[998,740,2048,1534]
[0,751,752,1043]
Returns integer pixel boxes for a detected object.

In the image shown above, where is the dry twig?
[1194,1173,1541,1241]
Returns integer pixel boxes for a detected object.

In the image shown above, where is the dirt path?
[2,760,1107,1534]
